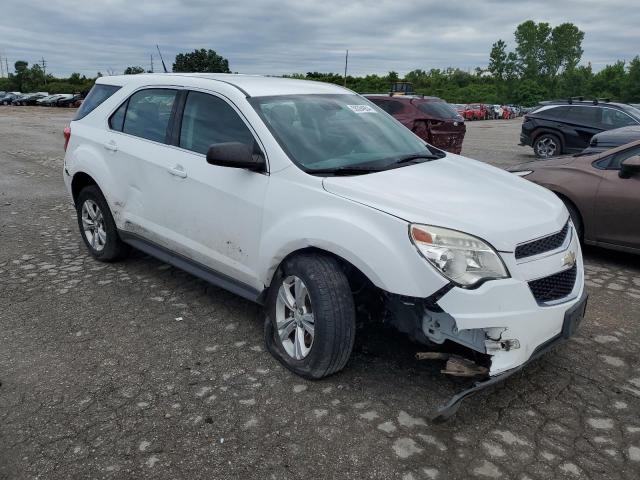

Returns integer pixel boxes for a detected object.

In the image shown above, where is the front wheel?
[264,253,356,380]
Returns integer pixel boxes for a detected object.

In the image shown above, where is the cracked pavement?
[1,108,640,479]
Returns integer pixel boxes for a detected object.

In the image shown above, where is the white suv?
[63,74,586,419]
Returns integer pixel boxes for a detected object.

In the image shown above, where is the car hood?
[322,154,567,252]
[509,155,578,171]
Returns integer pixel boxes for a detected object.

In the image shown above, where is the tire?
[264,253,356,380]
[533,133,562,159]
[560,197,583,242]
[76,185,130,262]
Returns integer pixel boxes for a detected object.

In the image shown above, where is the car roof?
[539,99,629,109]
[96,73,351,97]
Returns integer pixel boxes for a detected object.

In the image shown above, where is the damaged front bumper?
[430,289,588,422]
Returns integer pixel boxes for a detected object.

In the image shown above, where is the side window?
[122,89,177,143]
[387,101,404,115]
[369,99,391,113]
[609,146,640,170]
[109,100,127,131]
[601,108,636,128]
[564,106,600,125]
[74,84,120,120]
[179,91,255,155]
[544,106,571,119]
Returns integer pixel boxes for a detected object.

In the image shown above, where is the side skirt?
[118,230,265,304]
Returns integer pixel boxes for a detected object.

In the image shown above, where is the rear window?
[416,102,460,119]
[73,84,120,120]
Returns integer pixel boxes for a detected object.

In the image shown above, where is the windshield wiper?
[391,152,445,165]
[308,166,382,176]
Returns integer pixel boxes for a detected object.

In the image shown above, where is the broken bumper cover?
[431,289,588,423]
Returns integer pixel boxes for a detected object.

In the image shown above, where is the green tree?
[488,40,508,81]
[622,56,640,102]
[547,23,584,78]
[14,60,29,90]
[172,49,230,73]
[514,20,552,78]
[124,66,145,75]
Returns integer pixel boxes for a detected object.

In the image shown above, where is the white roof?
[96,73,351,97]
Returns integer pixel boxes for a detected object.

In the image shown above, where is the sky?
[0,0,639,78]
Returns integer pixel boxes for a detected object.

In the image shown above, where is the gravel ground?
[1,107,640,480]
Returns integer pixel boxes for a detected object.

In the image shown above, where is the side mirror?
[619,155,640,179]
[206,142,266,172]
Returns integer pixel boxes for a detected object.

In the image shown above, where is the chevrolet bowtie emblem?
[562,251,576,268]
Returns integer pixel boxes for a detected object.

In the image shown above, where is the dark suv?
[520,99,640,158]
[365,95,466,154]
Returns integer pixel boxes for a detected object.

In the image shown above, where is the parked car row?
[519,99,640,158]
[0,91,83,107]
[454,103,523,121]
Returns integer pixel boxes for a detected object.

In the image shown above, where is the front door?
[158,90,269,290]
[593,144,640,249]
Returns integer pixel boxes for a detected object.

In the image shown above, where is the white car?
[63,74,587,419]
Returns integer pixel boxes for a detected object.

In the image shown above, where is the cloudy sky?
[1,0,639,78]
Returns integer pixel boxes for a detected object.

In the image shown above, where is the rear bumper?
[519,131,532,146]
[431,289,588,422]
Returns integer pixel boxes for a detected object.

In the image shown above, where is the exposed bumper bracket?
[430,291,588,423]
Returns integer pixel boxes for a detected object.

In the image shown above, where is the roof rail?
[567,96,584,104]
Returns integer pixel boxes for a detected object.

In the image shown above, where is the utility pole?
[343,49,349,87]
[150,54,154,73]
[41,57,47,85]
[5,57,9,78]
[0,55,4,78]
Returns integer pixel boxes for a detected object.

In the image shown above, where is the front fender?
[258,177,449,297]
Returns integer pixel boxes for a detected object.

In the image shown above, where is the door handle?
[103,140,118,152]
[167,165,187,178]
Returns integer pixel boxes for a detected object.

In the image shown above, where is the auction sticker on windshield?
[347,105,376,113]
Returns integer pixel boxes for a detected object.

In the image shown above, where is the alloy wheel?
[536,137,557,158]
[81,199,107,252]
[275,275,315,360]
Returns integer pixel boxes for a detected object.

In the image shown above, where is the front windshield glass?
[249,94,437,172]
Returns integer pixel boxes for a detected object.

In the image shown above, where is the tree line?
[1,22,638,106]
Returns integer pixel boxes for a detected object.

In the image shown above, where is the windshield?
[416,101,461,120]
[249,94,439,173]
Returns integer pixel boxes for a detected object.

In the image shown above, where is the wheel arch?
[553,191,585,240]
[71,171,99,205]
[266,246,376,295]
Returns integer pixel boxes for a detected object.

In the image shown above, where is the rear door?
[593,145,640,249]
[106,87,180,243]
[557,106,603,152]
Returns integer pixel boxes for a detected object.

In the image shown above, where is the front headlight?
[409,224,509,288]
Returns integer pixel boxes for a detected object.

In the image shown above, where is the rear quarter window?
[74,84,121,120]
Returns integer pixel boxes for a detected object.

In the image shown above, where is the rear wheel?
[76,185,130,262]
[533,133,562,158]
[264,253,356,379]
